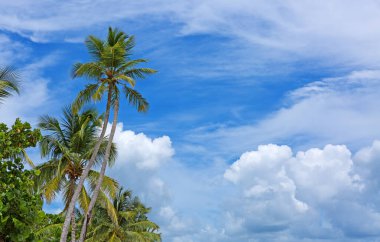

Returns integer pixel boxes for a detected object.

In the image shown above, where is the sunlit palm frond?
[116,59,147,73]
[80,186,91,213]
[115,74,136,87]
[98,191,119,226]
[35,223,63,240]
[72,62,104,79]
[88,170,119,198]
[72,84,101,113]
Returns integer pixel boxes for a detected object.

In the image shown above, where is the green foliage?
[72,27,154,114]
[34,213,64,242]
[0,119,43,241]
[36,107,118,211]
[87,188,161,242]
[0,119,41,159]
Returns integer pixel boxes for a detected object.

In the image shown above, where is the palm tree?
[36,106,118,241]
[86,187,161,242]
[60,27,156,242]
[0,66,19,104]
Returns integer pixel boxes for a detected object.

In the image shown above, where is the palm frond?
[63,179,77,211]
[122,85,149,112]
[0,66,20,103]
[115,74,136,87]
[72,84,101,113]
[80,186,91,212]
[124,35,135,53]
[116,59,147,73]
[98,191,119,226]
[72,62,104,79]
[88,170,119,198]
[35,223,62,238]
[85,36,105,61]
[124,67,157,80]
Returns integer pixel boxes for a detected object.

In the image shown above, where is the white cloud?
[186,69,380,158]
[0,34,30,66]
[289,145,362,202]
[0,50,59,125]
[106,124,186,239]
[224,144,292,184]
[2,0,380,67]
[111,122,174,170]
[222,143,380,241]
[0,29,65,127]
[105,121,380,241]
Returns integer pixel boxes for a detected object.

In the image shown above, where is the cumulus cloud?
[106,123,187,238]
[107,122,174,202]
[106,123,232,241]
[111,122,174,170]
[102,119,380,241]
[222,143,380,241]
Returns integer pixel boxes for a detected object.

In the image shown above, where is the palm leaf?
[85,36,105,61]
[88,170,119,198]
[122,85,149,112]
[72,84,101,113]
[124,67,157,80]
[80,186,91,212]
[0,66,20,103]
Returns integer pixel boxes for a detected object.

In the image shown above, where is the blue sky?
[3,1,380,241]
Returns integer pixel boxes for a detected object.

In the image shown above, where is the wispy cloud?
[0,45,60,125]
[3,1,380,68]
[183,69,380,161]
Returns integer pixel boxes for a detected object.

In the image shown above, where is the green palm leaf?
[0,66,20,103]
[123,85,149,112]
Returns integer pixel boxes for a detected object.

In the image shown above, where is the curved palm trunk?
[78,98,119,242]
[71,210,76,242]
[60,89,112,242]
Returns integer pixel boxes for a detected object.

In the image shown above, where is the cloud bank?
[107,121,380,241]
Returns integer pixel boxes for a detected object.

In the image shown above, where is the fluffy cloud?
[223,143,380,241]
[108,123,174,202]
[107,131,380,241]
[111,122,174,170]
[106,123,188,239]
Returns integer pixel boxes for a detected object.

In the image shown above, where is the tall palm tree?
[0,66,19,104]
[86,188,161,242]
[37,106,118,241]
[61,27,156,242]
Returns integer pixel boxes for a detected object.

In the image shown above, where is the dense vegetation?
[0,28,160,241]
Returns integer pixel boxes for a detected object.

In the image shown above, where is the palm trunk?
[71,210,76,242]
[78,98,119,242]
[60,89,112,242]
